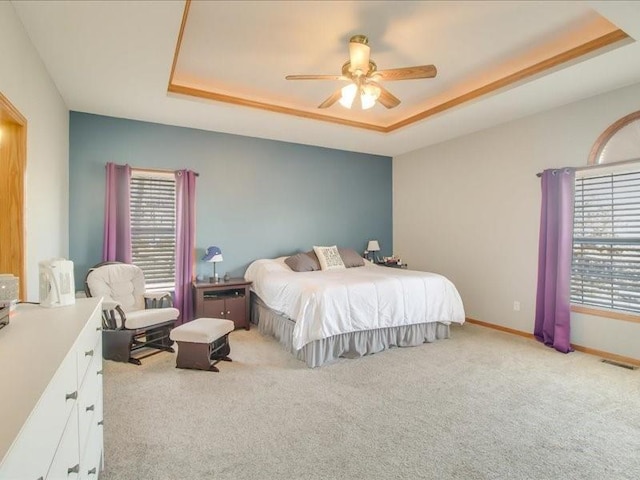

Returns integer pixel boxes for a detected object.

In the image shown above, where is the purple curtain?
[174,169,197,325]
[103,163,132,263]
[534,168,575,353]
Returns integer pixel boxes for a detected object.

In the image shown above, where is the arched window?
[588,110,640,165]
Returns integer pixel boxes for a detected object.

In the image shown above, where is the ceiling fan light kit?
[286,34,437,111]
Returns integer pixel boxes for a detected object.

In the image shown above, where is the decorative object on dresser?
[38,258,75,308]
[0,298,104,479]
[0,305,9,330]
[84,261,179,365]
[169,318,234,372]
[202,245,223,283]
[0,274,19,302]
[0,274,19,329]
[192,278,252,330]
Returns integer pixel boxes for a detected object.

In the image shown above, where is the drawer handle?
[220,311,224,316]
[85,349,94,357]
[86,404,95,412]
[227,310,231,315]
[67,464,80,474]
[98,419,104,426]
[36,477,44,480]
[97,369,104,375]
[88,467,97,475]
[65,391,78,401]
[96,326,102,331]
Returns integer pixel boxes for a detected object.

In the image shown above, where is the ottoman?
[169,318,234,372]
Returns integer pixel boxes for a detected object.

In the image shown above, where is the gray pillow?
[284,251,321,272]
[339,248,365,268]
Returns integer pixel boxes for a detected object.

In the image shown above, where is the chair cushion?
[125,307,179,329]
[170,318,234,344]
[87,263,146,312]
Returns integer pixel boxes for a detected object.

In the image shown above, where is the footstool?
[169,318,234,372]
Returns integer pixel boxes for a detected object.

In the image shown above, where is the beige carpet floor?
[101,323,640,480]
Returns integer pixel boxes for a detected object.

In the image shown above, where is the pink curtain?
[174,169,197,325]
[103,163,132,263]
[534,168,575,353]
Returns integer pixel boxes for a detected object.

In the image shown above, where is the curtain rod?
[536,158,640,177]
[133,166,199,177]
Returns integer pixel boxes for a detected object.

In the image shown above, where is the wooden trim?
[571,304,640,324]
[167,0,191,90]
[465,317,535,340]
[168,5,630,133]
[465,317,640,366]
[167,83,387,132]
[131,166,200,177]
[570,344,640,367]
[587,110,640,165]
[0,92,27,126]
[0,92,27,300]
[387,29,630,132]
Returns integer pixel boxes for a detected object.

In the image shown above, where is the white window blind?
[572,170,640,314]
[130,171,176,290]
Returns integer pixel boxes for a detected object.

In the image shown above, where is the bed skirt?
[251,294,451,368]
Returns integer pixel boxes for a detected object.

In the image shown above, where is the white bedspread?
[245,257,465,350]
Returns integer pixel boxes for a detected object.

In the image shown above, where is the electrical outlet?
[513,301,521,311]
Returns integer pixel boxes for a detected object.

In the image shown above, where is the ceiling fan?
[285,34,437,110]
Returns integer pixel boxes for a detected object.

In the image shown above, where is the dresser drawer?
[0,352,77,480]
[46,405,80,480]
[76,308,102,384]
[79,417,103,480]
[77,341,102,460]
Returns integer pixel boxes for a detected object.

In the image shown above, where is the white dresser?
[0,298,104,480]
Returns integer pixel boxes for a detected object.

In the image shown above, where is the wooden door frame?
[0,92,27,300]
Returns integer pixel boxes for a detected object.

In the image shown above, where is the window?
[572,110,640,317]
[130,170,176,291]
[572,169,640,314]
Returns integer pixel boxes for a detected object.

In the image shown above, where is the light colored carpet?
[101,324,640,480]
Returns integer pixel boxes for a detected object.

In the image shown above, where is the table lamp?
[202,246,223,282]
[367,240,380,262]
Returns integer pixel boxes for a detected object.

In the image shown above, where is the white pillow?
[313,245,346,271]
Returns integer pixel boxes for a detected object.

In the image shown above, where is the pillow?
[338,248,365,268]
[284,251,321,272]
[313,245,346,271]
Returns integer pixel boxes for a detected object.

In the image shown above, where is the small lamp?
[367,240,380,262]
[202,246,223,283]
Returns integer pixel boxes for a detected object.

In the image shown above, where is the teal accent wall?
[69,112,392,288]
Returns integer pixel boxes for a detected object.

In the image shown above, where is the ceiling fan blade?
[285,74,346,81]
[375,65,437,81]
[349,35,371,73]
[377,85,401,109]
[318,88,343,109]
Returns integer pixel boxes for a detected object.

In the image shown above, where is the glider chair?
[85,261,179,365]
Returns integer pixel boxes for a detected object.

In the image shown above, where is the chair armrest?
[101,299,127,330]
[102,299,121,311]
[144,291,173,308]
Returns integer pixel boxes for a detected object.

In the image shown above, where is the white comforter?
[245,257,465,350]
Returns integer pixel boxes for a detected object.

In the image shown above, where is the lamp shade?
[367,240,380,252]
[202,246,223,263]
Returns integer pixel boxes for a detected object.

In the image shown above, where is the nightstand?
[377,262,408,269]
[192,278,252,330]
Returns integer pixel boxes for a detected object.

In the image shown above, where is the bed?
[245,253,465,367]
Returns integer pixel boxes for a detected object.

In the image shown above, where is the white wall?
[0,2,69,301]
[394,81,640,361]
